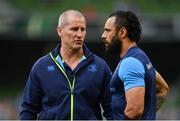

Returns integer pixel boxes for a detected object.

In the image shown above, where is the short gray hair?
[58,10,85,27]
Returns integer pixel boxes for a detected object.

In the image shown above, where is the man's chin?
[73,45,83,50]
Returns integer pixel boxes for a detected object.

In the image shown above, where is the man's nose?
[101,32,106,39]
[77,30,84,37]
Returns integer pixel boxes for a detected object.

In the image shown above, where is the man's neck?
[60,47,83,70]
[120,40,136,58]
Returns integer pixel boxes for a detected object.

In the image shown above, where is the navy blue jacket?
[110,46,156,120]
[20,44,112,120]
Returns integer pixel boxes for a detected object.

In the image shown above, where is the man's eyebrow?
[104,28,111,31]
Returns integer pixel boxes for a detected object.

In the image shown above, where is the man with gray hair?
[20,10,112,120]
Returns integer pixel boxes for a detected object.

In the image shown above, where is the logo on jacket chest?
[88,64,97,72]
[47,65,55,71]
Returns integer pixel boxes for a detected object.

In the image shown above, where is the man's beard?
[105,36,122,55]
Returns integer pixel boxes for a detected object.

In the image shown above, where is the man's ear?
[57,27,62,36]
[118,27,127,38]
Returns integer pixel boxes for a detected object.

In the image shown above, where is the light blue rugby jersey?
[118,57,145,91]
[110,46,156,120]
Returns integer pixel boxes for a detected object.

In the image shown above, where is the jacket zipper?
[50,52,75,121]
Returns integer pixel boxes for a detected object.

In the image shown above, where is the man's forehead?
[67,17,85,24]
[61,16,86,28]
[106,17,115,25]
[104,17,116,29]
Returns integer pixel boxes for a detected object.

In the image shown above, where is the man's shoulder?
[92,54,107,64]
[32,53,51,68]
[126,46,151,62]
[120,57,144,71]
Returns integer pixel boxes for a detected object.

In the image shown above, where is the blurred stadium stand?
[0,0,180,119]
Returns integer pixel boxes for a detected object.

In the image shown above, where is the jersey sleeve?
[118,57,145,91]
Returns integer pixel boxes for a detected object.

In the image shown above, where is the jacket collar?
[50,43,94,74]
